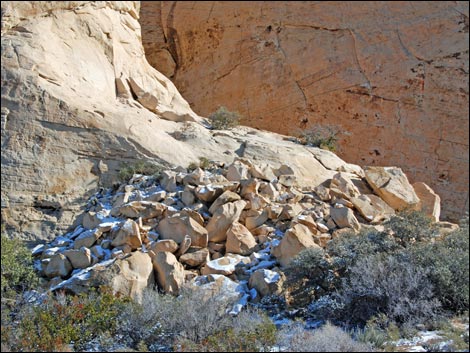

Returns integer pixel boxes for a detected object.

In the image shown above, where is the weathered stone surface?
[330,173,361,200]
[141,1,469,221]
[63,247,92,269]
[249,269,284,298]
[209,190,241,215]
[206,200,247,242]
[350,194,395,223]
[100,252,154,301]
[330,206,361,231]
[200,254,248,276]
[74,229,103,249]
[179,247,210,267]
[119,201,166,220]
[226,222,257,255]
[365,167,420,211]
[111,219,142,250]
[44,253,73,278]
[272,223,320,267]
[158,215,208,247]
[153,251,185,295]
[150,239,179,254]
[413,182,441,222]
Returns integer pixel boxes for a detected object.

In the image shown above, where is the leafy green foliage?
[385,209,439,246]
[188,157,213,171]
[16,287,129,352]
[1,234,39,296]
[410,220,469,312]
[209,106,240,130]
[295,124,341,151]
[118,160,163,182]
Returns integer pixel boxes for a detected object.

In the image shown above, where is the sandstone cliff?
[0,1,362,241]
[140,1,469,220]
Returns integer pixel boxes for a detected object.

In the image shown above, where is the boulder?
[225,161,250,181]
[226,222,257,255]
[413,182,441,222]
[179,248,210,267]
[330,206,361,231]
[119,201,166,219]
[158,214,208,247]
[209,190,241,215]
[111,219,142,249]
[74,229,103,249]
[350,194,395,223]
[249,269,284,298]
[272,224,320,267]
[100,252,154,301]
[150,239,179,254]
[201,254,249,276]
[244,209,269,230]
[365,166,420,211]
[153,251,185,295]
[63,247,92,269]
[44,253,73,278]
[206,200,247,242]
[329,172,361,200]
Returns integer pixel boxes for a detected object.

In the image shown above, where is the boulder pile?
[32,156,441,308]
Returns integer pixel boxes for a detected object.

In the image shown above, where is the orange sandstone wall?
[140,1,469,220]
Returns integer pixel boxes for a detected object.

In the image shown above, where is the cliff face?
[140,1,469,220]
[0,1,202,240]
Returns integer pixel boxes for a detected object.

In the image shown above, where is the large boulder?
[330,206,361,231]
[206,200,247,242]
[111,219,142,250]
[226,222,257,255]
[350,194,395,223]
[249,269,284,298]
[153,251,185,295]
[44,253,73,278]
[413,182,441,222]
[365,167,420,211]
[118,201,166,220]
[272,224,320,267]
[158,214,208,247]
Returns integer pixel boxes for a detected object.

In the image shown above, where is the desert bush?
[15,287,129,352]
[385,209,439,246]
[295,124,341,151]
[278,321,372,352]
[209,106,240,130]
[188,157,213,171]
[1,234,39,296]
[327,228,400,274]
[334,253,441,326]
[283,248,334,306]
[171,122,198,141]
[410,220,469,312]
[118,160,163,181]
[177,309,276,352]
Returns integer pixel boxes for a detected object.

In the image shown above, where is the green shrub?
[278,321,372,352]
[1,234,39,296]
[188,157,213,171]
[283,248,334,306]
[16,287,129,352]
[118,160,163,182]
[410,221,469,312]
[295,125,341,151]
[171,122,198,141]
[327,228,400,274]
[334,253,441,326]
[385,209,439,246]
[177,310,276,352]
[209,106,240,130]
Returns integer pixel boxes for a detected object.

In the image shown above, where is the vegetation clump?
[209,106,240,130]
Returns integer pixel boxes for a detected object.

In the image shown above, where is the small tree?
[209,106,240,130]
